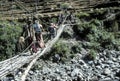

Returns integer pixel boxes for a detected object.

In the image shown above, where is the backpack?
[33,23,41,33]
[48,26,55,33]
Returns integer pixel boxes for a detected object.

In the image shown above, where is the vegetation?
[76,12,90,18]
[51,40,70,57]
[0,21,22,61]
[86,49,97,60]
[60,3,69,10]
[46,10,120,61]
[74,12,120,51]
[0,9,119,62]
[71,44,81,54]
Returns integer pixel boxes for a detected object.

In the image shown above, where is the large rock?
[116,70,120,77]
[71,68,80,77]
[52,54,61,63]
[103,68,111,76]
[42,67,51,75]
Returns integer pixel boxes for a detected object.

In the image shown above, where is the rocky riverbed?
[26,49,120,81]
[10,47,119,81]
[2,24,120,81]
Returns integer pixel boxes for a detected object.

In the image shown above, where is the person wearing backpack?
[15,36,25,53]
[48,23,57,39]
[33,20,45,49]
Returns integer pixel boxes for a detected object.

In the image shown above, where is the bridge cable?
[9,0,15,77]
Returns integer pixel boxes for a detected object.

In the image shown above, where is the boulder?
[103,68,111,76]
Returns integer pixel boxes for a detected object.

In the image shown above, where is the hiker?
[68,11,75,23]
[21,18,38,53]
[33,20,45,49]
[58,13,64,25]
[15,36,25,53]
[21,18,34,47]
[58,10,70,25]
[48,23,57,39]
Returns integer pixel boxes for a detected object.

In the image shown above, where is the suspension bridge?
[0,0,120,81]
[0,23,67,81]
[0,10,73,80]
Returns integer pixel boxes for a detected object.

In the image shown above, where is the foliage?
[47,40,76,62]
[76,17,120,51]
[94,8,106,14]
[50,18,57,23]
[88,49,97,60]
[82,42,101,51]
[60,3,69,10]
[0,21,22,61]
[51,40,70,57]
[76,12,90,18]
[71,44,81,54]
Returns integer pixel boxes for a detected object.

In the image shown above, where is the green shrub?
[71,44,81,53]
[60,3,69,10]
[51,18,57,23]
[51,41,70,57]
[88,49,97,60]
[75,17,119,50]
[0,21,22,61]
[76,12,90,18]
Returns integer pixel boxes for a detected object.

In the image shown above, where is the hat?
[19,36,25,43]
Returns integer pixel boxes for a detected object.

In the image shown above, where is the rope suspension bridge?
[0,0,120,81]
[0,13,74,80]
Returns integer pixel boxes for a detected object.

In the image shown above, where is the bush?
[76,12,90,18]
[0,21,22,61]
[51,41,70,57]
[84,49,97,61]
[60,3,69,10]
[82,42,101,51]
[75,17,119,51]
[89,49,97,60]
[71,44,81,54]
[50,18,57,23]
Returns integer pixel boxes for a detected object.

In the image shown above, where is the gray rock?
[71,68,80,77]
[112,58,117,62]
[101,58,104,62]
[78,60,85,65]
[88,61,94,65]
[45,79,51,81]
[90,76,98,81]
[118,56,120,61]
[99,77,112,81]
[96,65,102,70]
[55,68,60,74]
[64,66,71,71]
[29,71,34,75]
[17,71,22,76]
[103,68,111,75]
[35,70,39,73]
[42,67,51,75]
[52,54,61,63]
[107,60,114,64]
[71,58,77,64]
